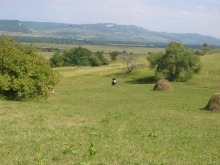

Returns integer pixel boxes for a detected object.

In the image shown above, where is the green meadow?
[0,45,220,165]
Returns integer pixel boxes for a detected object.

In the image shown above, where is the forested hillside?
[0,20,29,33]
[1,20,220,46]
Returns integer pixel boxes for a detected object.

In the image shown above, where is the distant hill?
[0,20,29,33]
[0,20,220,46]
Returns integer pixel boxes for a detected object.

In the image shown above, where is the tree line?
[49,47,109,67]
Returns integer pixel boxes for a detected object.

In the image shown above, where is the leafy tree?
[122,50,127,54]
[50,52,64,67]
[50,49,109,67]
[201,42,211,55]
[122,52,138,74]
[147,41,201,82]
[109,51,121,60]
[194,50,203,56]
[89,51,109,67]
[62,46,92,66]
[89,56,102,66]
[94,51,109,65]
[0,35,60,100]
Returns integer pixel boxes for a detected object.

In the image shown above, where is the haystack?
[205,93,220,111]
[153,80,174,91]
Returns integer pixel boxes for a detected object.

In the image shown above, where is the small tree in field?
[89,51,109,66]
[62,46,92,66]
[49,52,64,67]
[122,53,138,74]
[147,41,201,82]
[202,42,211,55]
[0,35,60,100]
[109,51,121,60]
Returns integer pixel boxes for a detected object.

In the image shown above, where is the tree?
[89,56,102,66]
[89,51,109,67]
[94,51,109,65]
[62,46,92,66]
[49,52,64,67]
[201,42,211,55]
[147,41,201,82]
[50,49,109,67]
[122,53,138,74]
[0,35,60,100]
[109,51,121,60]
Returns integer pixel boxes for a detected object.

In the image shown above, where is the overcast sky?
[0,0,220,39]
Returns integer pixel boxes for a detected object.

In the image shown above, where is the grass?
[24,42,164,55]
[0,47,220,165]
[188,52,220,88]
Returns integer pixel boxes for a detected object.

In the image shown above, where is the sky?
[0,0,220,39]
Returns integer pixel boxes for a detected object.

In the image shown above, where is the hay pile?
[205,93,220,111]
[153,80,174,91]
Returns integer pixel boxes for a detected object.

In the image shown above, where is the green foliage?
[147,41,201,82]
[89,56,102,66]
[195,43,211,56]
[148,132,158,138]
[109,51,121,60]
[89,51,109,67]
[94,51,109,65]
[49,52,64,67]
[34,153,47,164]
[0,35,60,100]
[202,42,211,55]
[62,46,92,66]
[50,48,108,67]
[62,145,78,155]
[122,53,138,74]
[88,143,97,156]
[194,49,203,56]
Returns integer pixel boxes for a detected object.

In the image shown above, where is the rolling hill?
[0,19,220,46]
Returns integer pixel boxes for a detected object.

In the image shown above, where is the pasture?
[0,44,220,165]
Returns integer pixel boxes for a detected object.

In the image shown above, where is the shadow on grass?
[199,107,220,113]
[126,76,156,84]
[199,107,206,111]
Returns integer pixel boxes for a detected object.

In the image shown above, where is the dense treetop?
[0,35,59,101]
[147,41,201,82]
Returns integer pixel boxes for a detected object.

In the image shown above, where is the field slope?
[0,50,220,165]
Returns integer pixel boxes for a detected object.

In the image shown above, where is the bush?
[0,35,60,100]
[94,51,109,65]
[50,48,109,67]
[62,46,92,66]
[49,52,64,67]
[109,51,121,60]
[147,42,201,82]
[89,56,102,66]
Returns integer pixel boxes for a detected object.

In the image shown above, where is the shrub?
[94,51,109,65]
[62,46,92,66]
[49,52,64,67]
[50,48,109,67]
[89,56,102,66]
[147,42,201,82]
[0,35,60,100]
[109,51,121,60]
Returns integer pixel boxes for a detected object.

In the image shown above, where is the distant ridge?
[0,20,220,46]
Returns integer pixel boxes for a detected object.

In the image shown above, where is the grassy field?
[0,46,220,165]
[25,42,164,59]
